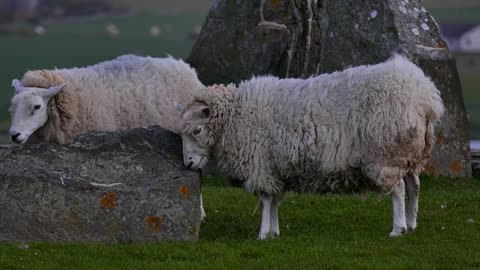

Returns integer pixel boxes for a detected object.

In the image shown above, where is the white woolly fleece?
[197,55,444,195]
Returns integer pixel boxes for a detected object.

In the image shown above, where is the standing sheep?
[8,54,207,219]
[174,55,444,239]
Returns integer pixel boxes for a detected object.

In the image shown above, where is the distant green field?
[455,54,480,139]
[429,8,480,23]
[110,0,480,14]
[459,73,480,139]
[109,0,213,13]
[424,0,480,8]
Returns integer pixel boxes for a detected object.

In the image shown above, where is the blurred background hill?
[0,0,479,144]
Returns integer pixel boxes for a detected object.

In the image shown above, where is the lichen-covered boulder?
[188,0,471,177]
[0,126,201,243]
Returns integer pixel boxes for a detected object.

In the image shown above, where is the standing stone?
[187,0,471,177]
[0,126,201,243]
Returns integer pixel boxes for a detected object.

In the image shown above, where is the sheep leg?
[390,178,407,237]
[270,196,280,237]
[258,194,273,240]
[200,193,206,221]
[404,173,420,231]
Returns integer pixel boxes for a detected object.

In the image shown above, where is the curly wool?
[196,55,444,195]
[21,55,204,144]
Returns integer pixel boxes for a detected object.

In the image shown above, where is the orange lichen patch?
[268,0,283,11]
[263,34,269,43]
[436,134,445,145]
[187,225,197,236]
[437,40,448,49]
[100,192,117,209]
[423,161,436,175]
[450,160,463,172]
[167,154,177,160]
[146,215,162,232]
[179,185,189,202]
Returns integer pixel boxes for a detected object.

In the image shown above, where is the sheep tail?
[418,116,437,176]
[422,118,435,161]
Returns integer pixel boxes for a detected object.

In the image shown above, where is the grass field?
[111,0,480,14]
[460,73,480,139]
[109,0,213,14]
[424,0,480,8]
[0,175,479,269]
[456,54,480,139]
[429,8,480,23]
[425,0,480,24]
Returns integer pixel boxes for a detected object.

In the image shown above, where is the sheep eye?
[33,105,41,110]
[193,128,202,135]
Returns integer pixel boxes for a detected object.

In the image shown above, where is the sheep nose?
[11,133,21,141]
[186,161,193,169]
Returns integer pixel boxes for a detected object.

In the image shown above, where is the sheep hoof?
[389,227,406,237]
[258,233,269,240]
[407,223,417,232]
[258,231,279,240]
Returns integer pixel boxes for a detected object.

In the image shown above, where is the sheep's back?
[55,55,204,133]
[235,56,442,188]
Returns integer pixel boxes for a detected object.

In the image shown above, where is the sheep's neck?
[209,90,235,156]
[33,98,66,143]
[33,91,84,144]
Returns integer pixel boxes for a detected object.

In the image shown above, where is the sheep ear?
[42,83,67,99]
[11,79,25,94]
[173,101,184,112]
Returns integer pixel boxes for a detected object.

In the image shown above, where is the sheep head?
[174,100,214,170]
[9,79,66,144]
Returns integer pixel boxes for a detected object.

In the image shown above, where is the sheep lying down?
[174,55,444,239]
[8,54,207,220]
[9,54,204,144]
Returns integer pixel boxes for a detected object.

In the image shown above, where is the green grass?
[428,8,480,23]
[109,0,213,14]
[424,0,480,9]
[0,176,479,269]
[424,0,480,23]
[460,73,480,139]
[456,54,480,139]
[0,121,8,144]
[111,0,480,14]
